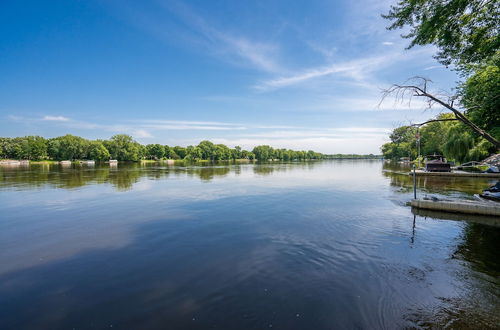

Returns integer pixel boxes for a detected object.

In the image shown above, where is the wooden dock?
[410,198,500,217]
[408,170,500,178]
[411,207,500,227]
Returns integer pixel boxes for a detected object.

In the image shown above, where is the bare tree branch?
[380,77,500,149]
[411,118,459,127]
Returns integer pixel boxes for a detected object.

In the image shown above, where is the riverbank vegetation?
[382,113,498,163]
[381,0,499,162]
[0,134,381,162]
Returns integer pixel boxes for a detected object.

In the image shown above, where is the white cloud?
[118,1,282,73]
[423,65,443,71]
[141,124,247,130]
[254,46,437,92]
[42,115,70,121]
[131,129,153,138]
[254,125,302,129]
[165,2,282,72]
[211,136,385,154]
[382,41,394,46]
[138,119,242,126]
[254,54,394,91]
[239,127,389,139]
[136,119,247,131]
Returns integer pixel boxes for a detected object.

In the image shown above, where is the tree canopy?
[382,0,499,155]
[459,56,500,136]
[381,114,495,162]
[383,0,500,68]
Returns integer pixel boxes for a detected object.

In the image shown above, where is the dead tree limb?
[411,118,459,127]
[381,77,500,149]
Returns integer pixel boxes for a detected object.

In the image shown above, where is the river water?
[0,160,499,329]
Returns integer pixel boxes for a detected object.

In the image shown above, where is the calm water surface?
[1,160,499,329]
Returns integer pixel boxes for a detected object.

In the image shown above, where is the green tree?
[104,134,142,161]
[231,146,242,160]
[88,141,110,161]
[443,127,474,163]
[145,144,165,160]
[383,0,500,151]
[164,145,172,158]
[48,135,88,160]
[381,126,418,160]
[460,58,500,138]
[252,145,274,161]
[214,144,231,160]
[14,136,48,160]
[173,146,187,159]
[383,0,500,68]
[197,140,216,160]
[185,146,203,160]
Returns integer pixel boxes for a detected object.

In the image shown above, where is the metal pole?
[417,127,421,168]
[413,164,417,199]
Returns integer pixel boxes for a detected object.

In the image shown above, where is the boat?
[0,160,21,166]
[455,161,488,172]
[480,181,500,202]
[484,165,499,173]
[59,160,72,165]
[425,154,451,172]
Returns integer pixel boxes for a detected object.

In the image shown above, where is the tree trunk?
[416,91,500,149]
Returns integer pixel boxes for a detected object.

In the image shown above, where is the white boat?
[0,160,21,166]
[59,160,72,165]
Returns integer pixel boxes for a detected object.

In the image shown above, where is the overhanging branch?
[380,77,500,149]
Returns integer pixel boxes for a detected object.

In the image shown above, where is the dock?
[411,207,500,227]
[410,198,500,217]
[407,170,500,178]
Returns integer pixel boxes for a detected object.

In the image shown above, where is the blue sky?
[0,0,458,153]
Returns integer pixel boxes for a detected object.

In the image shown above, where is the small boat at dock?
[480,182,500,202]
[425,154,451,172]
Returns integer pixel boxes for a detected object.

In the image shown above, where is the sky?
[0,0,459,154]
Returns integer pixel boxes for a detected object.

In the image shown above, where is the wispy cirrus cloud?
[235,128,389,139]
[138,119,242,126]
[254,46,436,92]
[113,1,281,73]
[166,1,281,72]
[42,115,70,121]
[254,54,393,91]
[423,65,443,71]
[141,124,247,131]
[8,114,72,122]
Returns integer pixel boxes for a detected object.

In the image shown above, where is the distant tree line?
[0,134,381,162]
